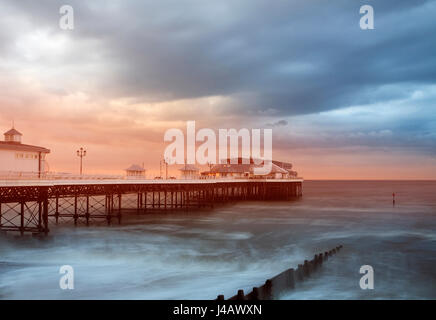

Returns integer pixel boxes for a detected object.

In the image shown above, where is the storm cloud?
[0,0,435,177]
[1,0,435,115]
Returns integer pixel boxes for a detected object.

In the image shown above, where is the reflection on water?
[0,181,435,299]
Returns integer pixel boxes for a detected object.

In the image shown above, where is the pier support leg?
[106,194,112,225]
[74,195,78,226]
[38,201,42,231]
[43,197,49,234]
[55,196,59,224]
[118,194,122,224]
[20,202,24,236]
[86,196,90,226]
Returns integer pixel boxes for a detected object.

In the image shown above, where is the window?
[15,153,38,160]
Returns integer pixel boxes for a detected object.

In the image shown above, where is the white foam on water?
[1,181,435,299]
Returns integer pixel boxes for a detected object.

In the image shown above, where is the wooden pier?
[0,179,302,235]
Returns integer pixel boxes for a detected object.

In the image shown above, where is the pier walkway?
[0,179,302,235]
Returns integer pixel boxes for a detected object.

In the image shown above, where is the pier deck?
[0,179,303,235]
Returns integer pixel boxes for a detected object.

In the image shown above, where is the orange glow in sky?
[1,2,435,180]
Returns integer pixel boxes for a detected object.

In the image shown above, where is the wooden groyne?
[217,245,343,300]
[0,179,302,235]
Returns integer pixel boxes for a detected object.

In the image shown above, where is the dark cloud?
[2,0,435,116]
[266,120,288,127]
[1,0,436,158]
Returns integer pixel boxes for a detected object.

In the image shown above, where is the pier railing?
[0,171,123,180]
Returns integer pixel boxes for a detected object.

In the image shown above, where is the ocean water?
[0,181,435,300]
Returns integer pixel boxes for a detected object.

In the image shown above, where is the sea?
[0,180,435,299]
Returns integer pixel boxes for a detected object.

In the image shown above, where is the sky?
[0,0,435,179]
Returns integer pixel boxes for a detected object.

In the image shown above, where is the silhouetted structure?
[0,126,50,178]
[125,164,146,179]
[179,164,199,179]
[201,158,296,179]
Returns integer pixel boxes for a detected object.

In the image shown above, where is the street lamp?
[77,147,86,175]
[160,157,169,179]
[164,157,169,179]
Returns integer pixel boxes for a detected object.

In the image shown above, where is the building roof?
[125,164,145,172]
[220,157,256,164]
[269,163,289,174]
[210,163,252,173]
[179,164,199,172]
[4,128,22,136]
[0,141,50,153]
[272,160,293,170]
[208,161,288,175]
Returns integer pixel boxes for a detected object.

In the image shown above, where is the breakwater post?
[220,245,343,300]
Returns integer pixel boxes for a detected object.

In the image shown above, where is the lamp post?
[77,147,86,175]
[160,158,169,179]
[164,157,169,180]
[159,159,163,179]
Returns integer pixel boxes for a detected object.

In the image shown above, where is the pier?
[0,179,302,235]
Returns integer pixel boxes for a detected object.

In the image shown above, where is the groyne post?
[237,289,245,300]
[222,245,343,300]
